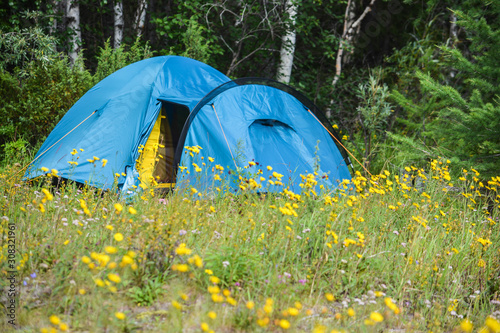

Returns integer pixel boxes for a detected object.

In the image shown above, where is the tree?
[114,0,124,48]
[203,0,283,77]
[276,0,298,84]
[133,0,148,37]
[65,0,81,65]
[330,0,376,89]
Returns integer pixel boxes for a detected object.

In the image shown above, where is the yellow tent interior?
[136,102,189,190]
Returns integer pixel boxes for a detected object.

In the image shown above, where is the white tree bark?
[343,0,357,65]
[331,0,376,88]
[449,12,458,45]
[448,12,458,79]
[114,0,124,48]
[134,0,148,37]
[326,0,375,118]
[276,0,298,84]
[65,0,81,65]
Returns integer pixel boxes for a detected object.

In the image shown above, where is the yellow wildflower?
[279,319,291,329]
[176,264,189,272]
[257,317,269,327]
[485,317,500,332]
[175,243,192,255]
[115,312,126,320]
[209,276,220,284]
[49,315,60,325]
[370,312,383,323]
[42,188,53,201]
[226,296,237,306]
[207,286,220,294]
[82,256,91,264]
[105,246,117,254]
[114,203,123,213]
[460,319,473,332]
[107,273,121,284]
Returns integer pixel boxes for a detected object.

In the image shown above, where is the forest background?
[0,0,498,178]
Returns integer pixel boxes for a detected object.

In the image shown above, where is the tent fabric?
[177,84,351,192]
[25,56,352,194]
[136,111,162,189]
[24,56,230,190]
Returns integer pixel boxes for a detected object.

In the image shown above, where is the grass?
[0,155,499,333]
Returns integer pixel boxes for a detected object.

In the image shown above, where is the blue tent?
[25,56,351,194]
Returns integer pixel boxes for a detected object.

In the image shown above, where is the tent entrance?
[138,102,189,189]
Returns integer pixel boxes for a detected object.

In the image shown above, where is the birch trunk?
[327,0,376,118]
[342,0,357,65]
[331,0,376,88]
[448,12,458,80]
[114,0,124,48]
[65,0,81,65]
[276,0,298,84]
[134,0,148,37]
[449,12,458,43]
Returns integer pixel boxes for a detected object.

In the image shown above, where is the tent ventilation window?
[252,119,293,130]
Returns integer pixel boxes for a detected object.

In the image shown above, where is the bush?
[93,37,154,83]
[0,56,93,156]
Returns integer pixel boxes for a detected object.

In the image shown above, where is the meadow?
[0,153,499,333]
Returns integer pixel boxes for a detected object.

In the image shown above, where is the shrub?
[93,37,154,83]
[0,56,93,156]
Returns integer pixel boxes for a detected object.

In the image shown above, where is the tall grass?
[0,155,499,332]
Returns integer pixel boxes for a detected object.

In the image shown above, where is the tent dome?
[25,56,230,190]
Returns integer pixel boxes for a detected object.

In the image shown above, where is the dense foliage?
[390,2,500,178]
